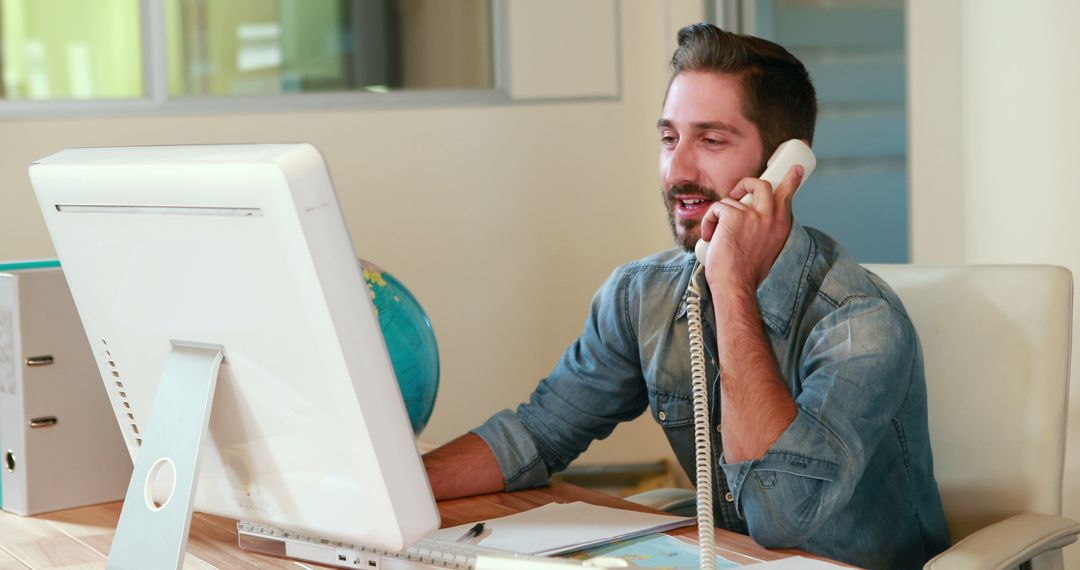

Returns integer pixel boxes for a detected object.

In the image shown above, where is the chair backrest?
[863,264,1073,541]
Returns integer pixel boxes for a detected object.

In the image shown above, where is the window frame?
[0,0,515,118]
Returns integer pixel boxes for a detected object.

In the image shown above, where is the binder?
[0,263,131,515]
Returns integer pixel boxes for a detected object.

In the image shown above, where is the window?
[715,0,908,263]
[167,0,493,97]
[0,0,495,110]
[0,0,143,100]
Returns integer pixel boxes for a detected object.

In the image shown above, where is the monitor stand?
[107,342,224,570]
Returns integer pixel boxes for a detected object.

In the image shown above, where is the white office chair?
[628,265,1080,569]
[864,265,1079,569]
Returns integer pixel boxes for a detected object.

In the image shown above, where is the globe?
[359,259,439,436]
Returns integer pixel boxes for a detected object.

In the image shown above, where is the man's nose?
[664,143,699,187]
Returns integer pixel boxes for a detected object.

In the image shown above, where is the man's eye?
[703,138,726,147]
[660,135,677,147]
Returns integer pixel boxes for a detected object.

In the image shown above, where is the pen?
[455,522,485,543]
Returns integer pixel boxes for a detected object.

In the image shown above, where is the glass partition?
[166,0,494,98]
[0,0,143,100]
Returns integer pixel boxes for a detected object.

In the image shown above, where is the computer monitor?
[29,144,439,567]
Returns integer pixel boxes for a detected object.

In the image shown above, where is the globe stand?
[107,342,224,570]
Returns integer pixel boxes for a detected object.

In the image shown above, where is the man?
[424,23,950,569]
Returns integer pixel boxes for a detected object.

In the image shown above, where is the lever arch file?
[0,264,131,515]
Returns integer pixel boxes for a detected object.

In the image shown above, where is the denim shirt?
[473,221,950,569]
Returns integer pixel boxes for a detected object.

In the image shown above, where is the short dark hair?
[669,23,817,158]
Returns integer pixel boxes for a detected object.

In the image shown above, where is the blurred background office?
[0,0,1076,565]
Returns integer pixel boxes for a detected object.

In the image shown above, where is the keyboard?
[236,520,602,569]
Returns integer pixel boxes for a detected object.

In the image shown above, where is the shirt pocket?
[648,390,695,428]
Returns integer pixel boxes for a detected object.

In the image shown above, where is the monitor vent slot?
[101,340,141,447]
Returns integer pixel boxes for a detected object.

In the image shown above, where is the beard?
[662,183,722,252]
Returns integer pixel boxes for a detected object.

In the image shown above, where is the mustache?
[666,183,722,202]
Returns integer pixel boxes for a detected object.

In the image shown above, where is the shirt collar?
[674,220,814,336]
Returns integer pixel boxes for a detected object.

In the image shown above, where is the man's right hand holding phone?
[693,139,815,463]
[697,163,805,293]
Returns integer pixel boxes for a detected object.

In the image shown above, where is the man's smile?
[674,196,713,220]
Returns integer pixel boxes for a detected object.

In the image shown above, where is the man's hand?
[697,164,804,463]
[698,164,804,293]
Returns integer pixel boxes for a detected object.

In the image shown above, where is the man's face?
[658,71,765,251]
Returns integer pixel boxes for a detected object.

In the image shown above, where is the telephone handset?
[685,139,816,569]
[693,139,817,264]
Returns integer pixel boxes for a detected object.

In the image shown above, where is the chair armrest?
[624,488,697,516]
[924,514,1080,570]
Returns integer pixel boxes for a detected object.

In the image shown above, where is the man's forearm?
[713,287,797,463]
[422,432,505,500]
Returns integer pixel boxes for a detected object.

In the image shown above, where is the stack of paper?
[429,501,694,555]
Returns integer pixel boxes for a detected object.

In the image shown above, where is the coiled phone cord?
[686,262,717,570]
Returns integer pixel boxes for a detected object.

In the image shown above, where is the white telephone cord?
[686,262,717,570]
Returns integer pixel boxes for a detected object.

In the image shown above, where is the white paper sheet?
[428,501,694,555]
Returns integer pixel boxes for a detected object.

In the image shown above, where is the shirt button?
[716,423,722,433]
[725,491,734,502]
[657,411,667,421]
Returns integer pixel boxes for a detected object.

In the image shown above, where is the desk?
[0,482,841,568]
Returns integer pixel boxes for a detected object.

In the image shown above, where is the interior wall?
[909,1,1080,566]
[0,4,699,469]
[907,0,963,264]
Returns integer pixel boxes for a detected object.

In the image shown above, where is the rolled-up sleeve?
[719,296,915,547]
[472,266,650,491]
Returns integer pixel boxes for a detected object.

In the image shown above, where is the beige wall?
[0,3,703,468]
[909,0,1080,565]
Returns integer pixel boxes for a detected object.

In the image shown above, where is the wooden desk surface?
[0,482,835,569]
